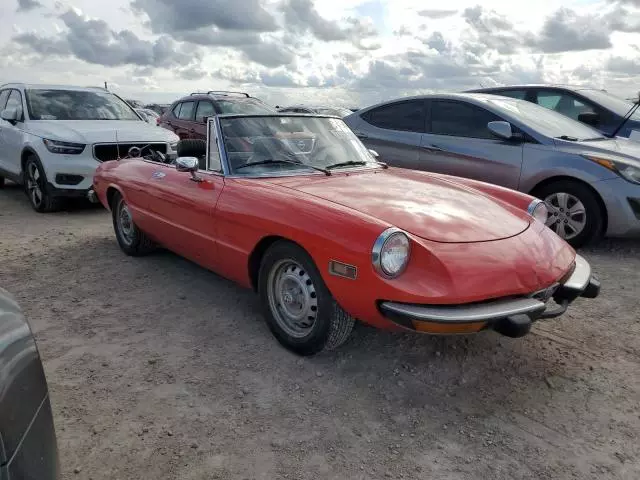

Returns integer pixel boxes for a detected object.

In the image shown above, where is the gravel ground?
[1,183,639,480]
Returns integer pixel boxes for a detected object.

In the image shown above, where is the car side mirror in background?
[1,108,18,123]
[578,111,600,126]
[368,149,380,159]
[199,115,210,124]
[175,156,202,182]
[487,121,514,140]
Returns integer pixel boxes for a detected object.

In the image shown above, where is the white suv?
[0,84,179,212]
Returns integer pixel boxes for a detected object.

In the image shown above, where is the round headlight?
[372,228,411,278]
[527,199,548,224]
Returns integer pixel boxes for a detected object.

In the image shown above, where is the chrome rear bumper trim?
[562,254,591,292]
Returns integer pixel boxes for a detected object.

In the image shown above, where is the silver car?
[344,93,640,247]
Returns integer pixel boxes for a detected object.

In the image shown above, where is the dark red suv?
[158,91,276,140]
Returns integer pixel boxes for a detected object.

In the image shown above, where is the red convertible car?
[93,114,600,355]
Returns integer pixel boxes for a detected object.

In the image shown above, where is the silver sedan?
[344,93,640,247]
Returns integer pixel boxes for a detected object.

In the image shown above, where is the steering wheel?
[153,150,167,163]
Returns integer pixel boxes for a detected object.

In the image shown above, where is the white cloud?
[2,0,640,107]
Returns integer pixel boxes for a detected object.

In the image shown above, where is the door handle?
[354,132,368,139]
[423,144,445,152]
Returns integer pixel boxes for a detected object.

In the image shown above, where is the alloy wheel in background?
[544,192,587,241]
[25,160,44,210]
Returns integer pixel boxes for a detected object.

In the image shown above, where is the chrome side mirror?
[368,149,380,159]
[175,156,202,182]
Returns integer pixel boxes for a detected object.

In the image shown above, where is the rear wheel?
[24,156,61,213]
[0,176,5,188]
[111,192,154,256]
[258,241,355,356]
[534,180,604,248]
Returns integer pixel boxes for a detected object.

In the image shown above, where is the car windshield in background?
[316,107,353,117]
[577,89,640,120]
[135,109,149,121]
[26,89,140,121]
[487,97,606,141]
[216,99,275,115]
[220,115,378,176]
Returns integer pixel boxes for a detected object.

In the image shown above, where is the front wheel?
[535,180,604,248]
[111,193,154,256]
[23,156,60,212]
[258,241,355,356]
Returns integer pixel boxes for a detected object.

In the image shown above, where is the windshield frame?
[208,114,381,178]
[24,88,142,121]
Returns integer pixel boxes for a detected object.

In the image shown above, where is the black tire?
[23,155,61,213]
[258,241,355,356]
[177,139,206,158]
[111,192,155,256]
[0,176,5,188]
[534,180,604,248]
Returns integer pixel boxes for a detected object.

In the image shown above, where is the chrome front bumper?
[379,255,600,338]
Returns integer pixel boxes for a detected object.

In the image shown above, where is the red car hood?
[271,169,531,243]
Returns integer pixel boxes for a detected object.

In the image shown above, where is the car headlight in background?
[372,228,411,278]
[42,138,85,155]
[583,154,640,185]
[527,199,549,223]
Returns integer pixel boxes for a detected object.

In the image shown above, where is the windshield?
[577,89,640,120]
[25,89,140,120]
[219,115,379,176]
[216,99,275,115]
[487,97,606,140]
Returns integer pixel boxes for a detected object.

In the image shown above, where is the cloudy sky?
[2,0,640,107]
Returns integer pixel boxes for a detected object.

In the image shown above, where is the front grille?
[93,143,167,162]
[55,174,83,185]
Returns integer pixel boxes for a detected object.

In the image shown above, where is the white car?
[0,84,179,212]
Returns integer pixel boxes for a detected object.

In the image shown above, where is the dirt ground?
[1,182,639,480]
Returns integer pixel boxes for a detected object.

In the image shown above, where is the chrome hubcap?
[267,259,318,338]
[544,192,587,240]
[26,163,43,207]
[117,202,135,245]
